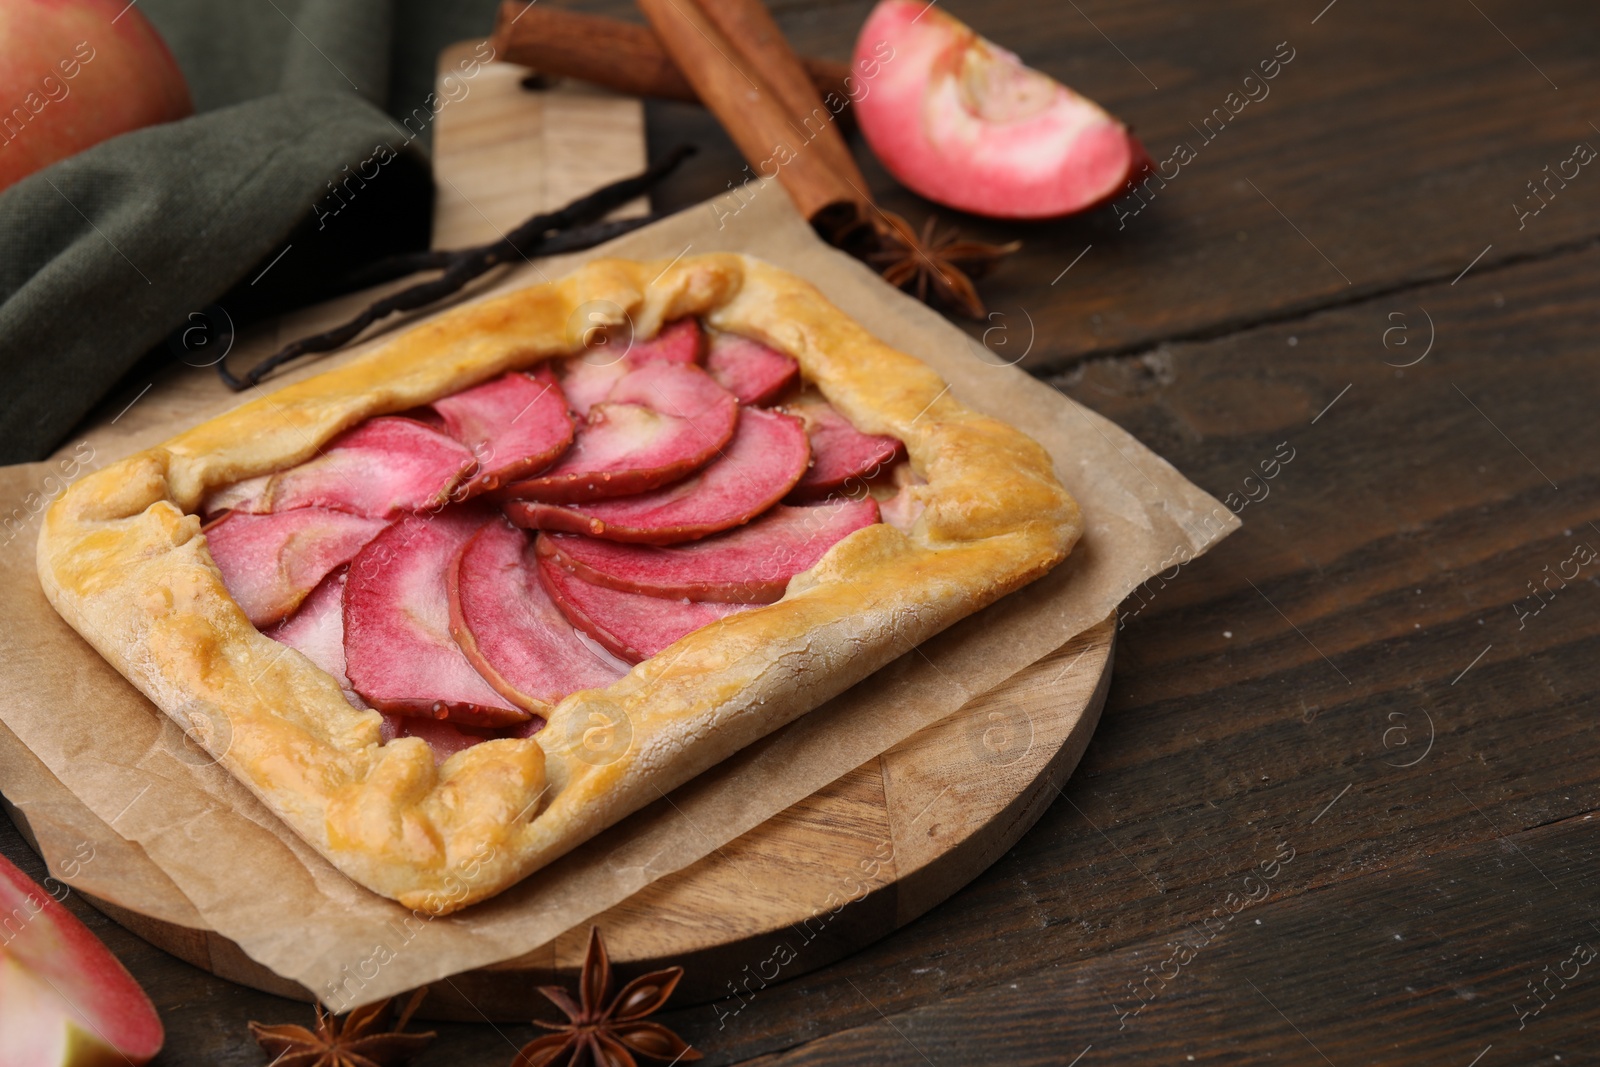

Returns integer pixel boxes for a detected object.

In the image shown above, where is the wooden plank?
[635,0,1600,370]
[739,813,1600,1064]
[431,41,648,247]
[625,233,1600,1064]
[880,624,1113,927]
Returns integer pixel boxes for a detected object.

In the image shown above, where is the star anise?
[866,210,1021,320]
[248,986,435,1067]
[514,926,700,1067]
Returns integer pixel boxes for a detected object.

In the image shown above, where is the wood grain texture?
[6,0,1600,1062]
[431,40,649,246]
[635,239,1600,1067]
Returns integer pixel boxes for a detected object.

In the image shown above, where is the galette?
[38,255,1081,913]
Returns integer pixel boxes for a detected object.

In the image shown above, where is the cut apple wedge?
[785,399,905,501]
[234,417,478,519]
[853,0,1150,219]
[507,407,809,544]
[561,318,705,416]
[266,569,355,693]
[203,507,388,628]
[536,551,752,663]
[705,332,800,406]
[499,362,738,504]
[0,854,164,1066]
[448,519,627,712]
[431,366,575,495]
[344,509,530,727]
[537,497,880,604]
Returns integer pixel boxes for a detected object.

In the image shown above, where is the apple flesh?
[506,407,810,544]
[266,568,358,695]
[785,399,904,501]
[704,332,799,406]
[447,518,625,712]
[236,417,479,520]
[0,854,163,1066]
[560,318,705,416]
[536,550,751,663]
[0,0,192,192]
[852,0,1149,219]
[430,366,574,496]
[537,497,880,603]
[344,509,531,727]
[203,507,387,627]
[500,362,738,504]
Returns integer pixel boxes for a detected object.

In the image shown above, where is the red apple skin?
[0,0,192,193]
[852,0,1148,220]
[0,853,164,1065]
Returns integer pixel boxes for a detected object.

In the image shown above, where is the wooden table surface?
[6,0,1599,1063]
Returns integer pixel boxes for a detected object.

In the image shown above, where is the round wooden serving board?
[7,615,1111,1020]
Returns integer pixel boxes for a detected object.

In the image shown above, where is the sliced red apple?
[705,332,800,405]
[203,507,388,627]
[561,318,705,416]
[236,417,478,519]
[604,355,732,415]
[536,552,751,663]
[430,366,575,494]
[448,519,627,712]
[0,854,164,1066]
[344,510,529,727]
[537,497,879,603]
[382,714,542,764]
[853,0,1150,219]
[785,399,905,501]
[559,357,630,420]
[499,362,739,503]
[627,317,703,364]
[507,407,809,544]
[265,569,354,691]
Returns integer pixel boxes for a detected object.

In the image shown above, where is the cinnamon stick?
[694,0,870,196]
[489,2,851,108]
[636,0,867,220]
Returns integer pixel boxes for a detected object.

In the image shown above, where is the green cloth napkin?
[0,0,500,463]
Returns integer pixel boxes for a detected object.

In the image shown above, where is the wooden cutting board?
[2,43,1114,1020]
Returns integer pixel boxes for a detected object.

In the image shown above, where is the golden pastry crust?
[36,255,1081,913]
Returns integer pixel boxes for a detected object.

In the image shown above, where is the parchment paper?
[0,188,1237,1008]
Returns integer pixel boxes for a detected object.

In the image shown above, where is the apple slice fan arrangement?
[201,318,903,757]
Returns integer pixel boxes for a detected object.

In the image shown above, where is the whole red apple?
[0,852,164,1065]
[852,0,1148,219]
[0,0,192,193]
